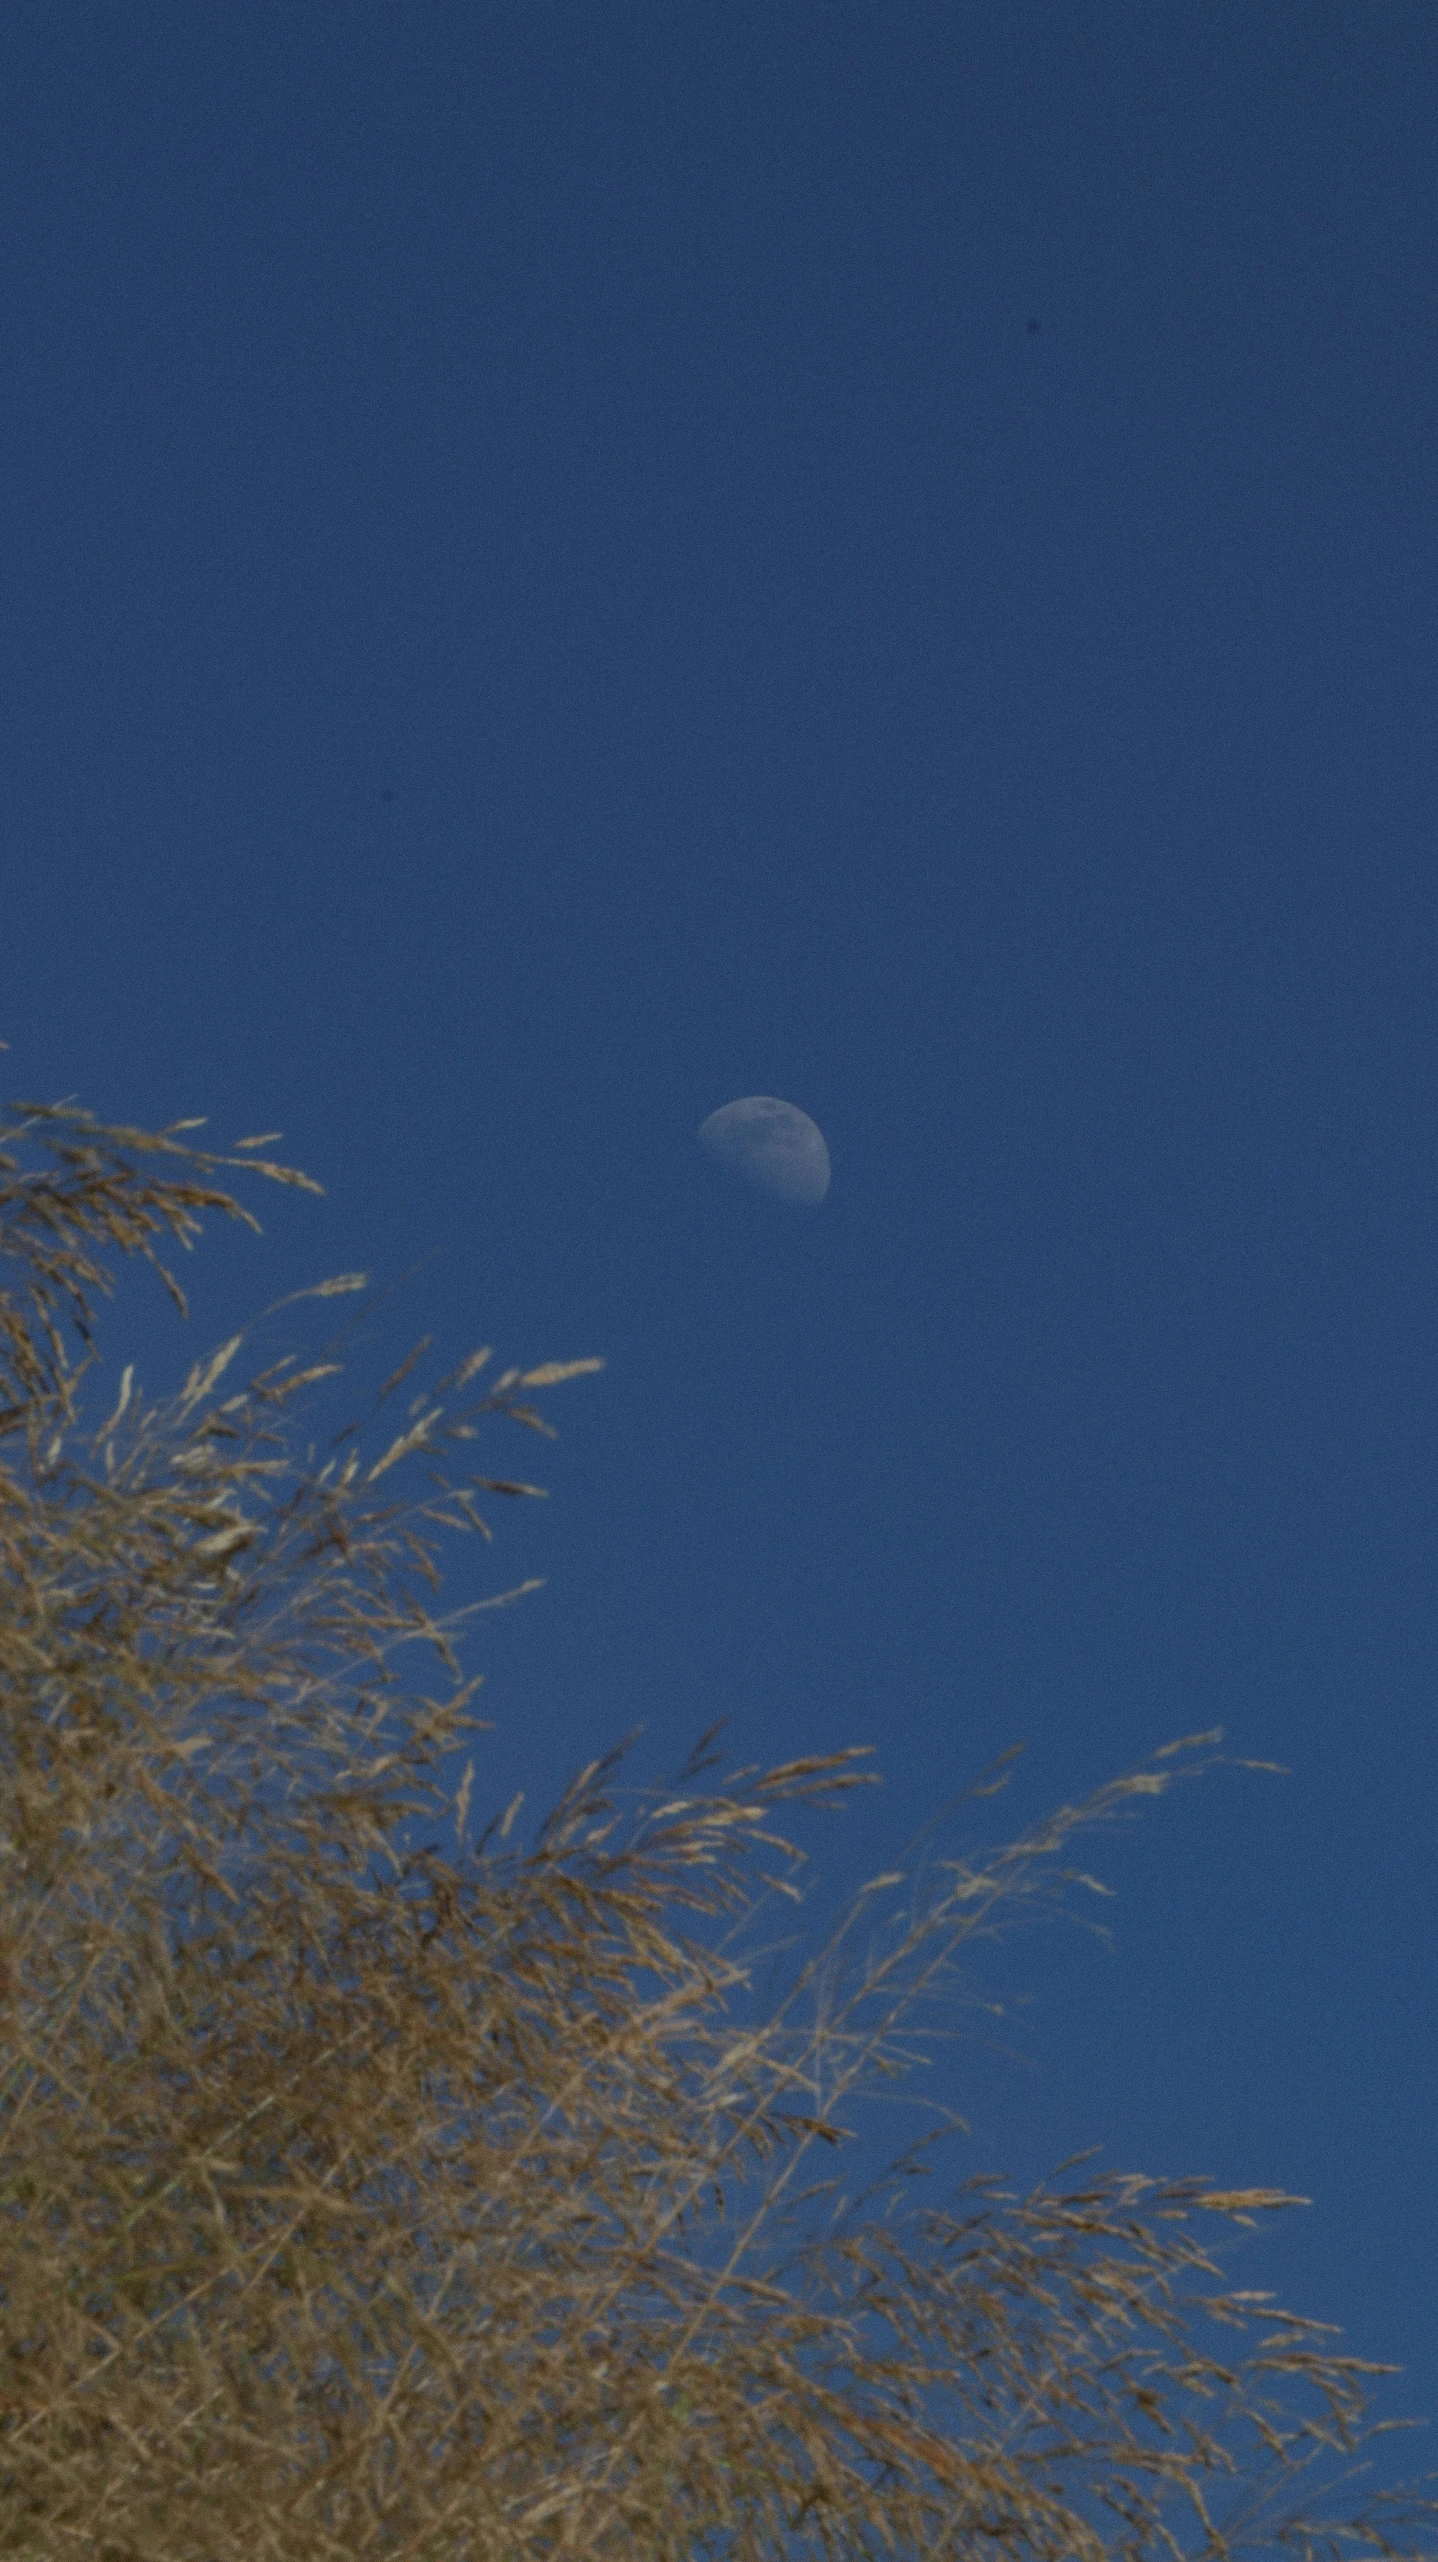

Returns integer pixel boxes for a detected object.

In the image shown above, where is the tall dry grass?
[0,1093,1431,2560]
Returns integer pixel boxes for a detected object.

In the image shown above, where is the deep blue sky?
[4,0,1436,2463]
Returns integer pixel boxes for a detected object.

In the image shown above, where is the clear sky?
[4,0,1436,2469]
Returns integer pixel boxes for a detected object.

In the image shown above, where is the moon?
[697,1096,831,1205]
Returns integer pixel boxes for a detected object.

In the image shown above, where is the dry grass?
[0,1094,1431,2560]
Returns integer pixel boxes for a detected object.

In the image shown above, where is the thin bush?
[0,1095,1431,2560]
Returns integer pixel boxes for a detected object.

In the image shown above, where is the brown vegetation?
[0,1095,1431,2558]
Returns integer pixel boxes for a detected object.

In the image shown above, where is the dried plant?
[0,1095,1430,2560]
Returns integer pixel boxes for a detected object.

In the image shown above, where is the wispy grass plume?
[0,1095,1430,2559]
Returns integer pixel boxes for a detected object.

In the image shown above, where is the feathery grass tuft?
[0,1095,1431,2559]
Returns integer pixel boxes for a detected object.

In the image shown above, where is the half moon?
[698,1096,831,1206]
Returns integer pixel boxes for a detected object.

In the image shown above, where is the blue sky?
[3,0,1436,2463]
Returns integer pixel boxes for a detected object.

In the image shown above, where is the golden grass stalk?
[0,1096,1431,2559]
